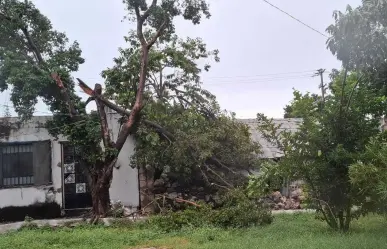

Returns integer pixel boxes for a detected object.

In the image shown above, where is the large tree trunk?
[91,181,111,217]
[89,167,114,220]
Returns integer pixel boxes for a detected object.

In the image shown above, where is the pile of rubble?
[266,188,305,210]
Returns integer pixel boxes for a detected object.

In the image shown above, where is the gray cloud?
[1,0,361,118]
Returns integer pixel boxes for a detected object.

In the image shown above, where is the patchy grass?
[1,214,386,249]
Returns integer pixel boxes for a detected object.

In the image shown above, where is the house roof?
[238,118,302,158]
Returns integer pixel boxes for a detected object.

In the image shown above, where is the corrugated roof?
[238,118,302,159]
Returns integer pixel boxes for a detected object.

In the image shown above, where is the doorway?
[61,143,92,210]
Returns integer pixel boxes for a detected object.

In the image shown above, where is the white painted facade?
[0,113,139,210]
[107,110,139,208]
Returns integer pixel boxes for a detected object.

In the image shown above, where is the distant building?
[238,118,302,159]
[238,118,302,196]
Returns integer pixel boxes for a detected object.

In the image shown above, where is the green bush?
[110,218,137,228]
[148,189,272,231]
[210,189,273,228]
[109,200,125,218]
[148,202,212,232]
[19,216,39,231]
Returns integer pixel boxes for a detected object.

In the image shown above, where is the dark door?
[62,143,92,210]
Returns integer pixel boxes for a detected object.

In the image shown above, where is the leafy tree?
[326,0,387,212]
[249,70,387,231]
[135,108,261,192]
[326,0,387,71]
[283,90,321,118]
[102,31,219,113]
[102,15,261,204]
[349,134,387,215]
[0,0,214,218]
[326,0,387,98]
[0,0,84,117]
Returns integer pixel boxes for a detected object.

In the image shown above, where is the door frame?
[60,141,92,211]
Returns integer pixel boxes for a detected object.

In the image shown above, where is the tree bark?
[90,170,113,218]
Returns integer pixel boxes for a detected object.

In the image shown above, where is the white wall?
[107,110,139,208]
[0,187,57,209]
[0,116,63,208]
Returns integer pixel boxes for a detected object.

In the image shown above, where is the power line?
[78,69,330,82]
[202,70,319,79]
[77,73,325,86]
[205,74,315,85]
[94,73,315,85]
[261,0,328,38]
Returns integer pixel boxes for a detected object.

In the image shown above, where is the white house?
[0,110,139,216]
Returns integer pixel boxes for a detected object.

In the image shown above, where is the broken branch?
[51,73,78,117]
[93,83,114,148]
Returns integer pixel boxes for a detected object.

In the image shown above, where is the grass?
[1,213,386,249]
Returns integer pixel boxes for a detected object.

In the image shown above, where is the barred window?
[0,141,51,188]
[1,144,34,186]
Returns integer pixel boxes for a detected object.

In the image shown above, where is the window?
[1,143,34,186]
[0,141,52,188]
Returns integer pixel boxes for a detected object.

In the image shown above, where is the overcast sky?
[1,0,362,118]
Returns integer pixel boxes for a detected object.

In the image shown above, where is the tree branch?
[149,73,162,98]
[116,41,151,149]
[20,26,44,64]
[51,73,78,118]
[207,156,237,174]
[77,79,241,177]
[159,67,164,95]
[79,82,172,141]
[204,164,233,187]
[0,8,45,65]
[1,7,77,121]
[93,83,114,148]
[339,66,348,118]
[142,0,157,21]
[147,12,168,49]
[0,11,12,21]
[0,8,44,64]
[175,94,216,120]
[345,73,363,113]
[134,0,158,46]
[78,78,132,117]
[135,6,147,46]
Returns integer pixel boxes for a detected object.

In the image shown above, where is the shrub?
[210,189,273,228]
[148,189,272,231]
[109,200,125,218]
[110,218,137,228]
[19,216,39,231]
[148,202,212,232]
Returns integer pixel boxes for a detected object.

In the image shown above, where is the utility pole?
[314,69,326,104]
